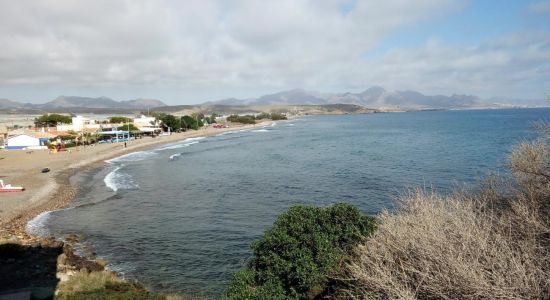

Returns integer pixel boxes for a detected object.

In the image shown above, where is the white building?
[133,115,161,133]
[56,115,100,132]
[5,134,49,150]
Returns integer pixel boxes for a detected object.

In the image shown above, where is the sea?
[27,108,549,298]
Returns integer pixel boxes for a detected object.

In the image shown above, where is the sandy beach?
[0,122,271,241]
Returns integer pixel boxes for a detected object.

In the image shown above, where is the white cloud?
[0,0,547,103]
[339,33,550,98]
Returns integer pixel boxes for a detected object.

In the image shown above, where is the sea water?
[31,108,549,297]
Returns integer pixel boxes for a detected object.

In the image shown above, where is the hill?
[207,87,487,110]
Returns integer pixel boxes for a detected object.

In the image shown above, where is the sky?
[0,0,549,105]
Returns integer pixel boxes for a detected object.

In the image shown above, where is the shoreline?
[0,120,274,243]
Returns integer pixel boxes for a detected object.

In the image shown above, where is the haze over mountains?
[0,87,547,112]
[0,96,167,111]
[211,87,548,109]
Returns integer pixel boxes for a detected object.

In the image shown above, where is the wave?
[252,129,270,133]
[215,129,250,136]
[169,153,182,160]
[104,166,138,192]
[156,137,205,151]
[26,211,52,237]
[106,151,157,163]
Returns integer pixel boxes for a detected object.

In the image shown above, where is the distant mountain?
[0,98,25,109]
[120,98,167,109]
[42,96,166,109]
[208,87,486,109]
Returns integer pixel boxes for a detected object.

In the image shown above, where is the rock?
[50,240,64,248]
[57,253,67,265]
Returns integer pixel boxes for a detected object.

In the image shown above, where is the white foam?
[252,129,270,132]
[104,166,138,192]
[215,129,250,136]
[26,211,52,236]
[156,137,204,151]
[106,151,157,163]
[288,123,295,126]
[271,122,277,127]
[169,153,182,160]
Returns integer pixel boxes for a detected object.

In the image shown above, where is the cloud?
[333,32,550,98]
[0,0,547,102]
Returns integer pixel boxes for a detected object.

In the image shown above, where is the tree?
[119,124,139,131]
[159,114,181,131]
[109,116,132,123]
[226,203,376,299]
[256,113,271,120]
[227,115,256,124]
[181,115,203,130]
[35,114,72,127]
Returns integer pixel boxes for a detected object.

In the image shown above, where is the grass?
[56,270,188,300]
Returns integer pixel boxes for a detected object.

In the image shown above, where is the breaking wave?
[104,165,138,192]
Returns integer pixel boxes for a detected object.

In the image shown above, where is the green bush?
[270,113,287,121]
[35,114,72,126]
[227,115,256,124]
[255,113,271,120]
[226,203,376,299]
[109,116,132,123]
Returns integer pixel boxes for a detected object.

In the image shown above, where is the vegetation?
[270,113,287,120]
[80,132,99,145]
[227,114,256,124]
[56,271,186,300]
[255,112,271,120]
[226,203,376,299]
[342,122,550,299]
[109,116,132,123]
[153,113,204,131]
[204,113,218,124]
[255,112,287,120]
[35,114,72,126]
[119,123,139,131]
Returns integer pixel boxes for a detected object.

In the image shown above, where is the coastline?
[0,120,273,243]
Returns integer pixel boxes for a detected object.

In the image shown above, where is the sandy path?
[0,122,270,239]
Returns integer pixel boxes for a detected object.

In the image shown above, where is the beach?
[0,122,270,242]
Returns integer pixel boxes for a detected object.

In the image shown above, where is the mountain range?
[0,88,547,112]
[208,87,545,109]
[0,96,166,110]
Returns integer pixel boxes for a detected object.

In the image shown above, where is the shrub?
[35,114,72,126]
[226,203,376,299]
[109,116,132,123]
[227,115,256,124]
[343,122,550,299]
[56,270,187,300]
[270,113,287,121]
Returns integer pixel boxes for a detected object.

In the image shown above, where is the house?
[56,115,101,132]
[5,133,51,150]
[133,115,162,134]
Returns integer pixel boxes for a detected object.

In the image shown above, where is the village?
[0,113,242,151]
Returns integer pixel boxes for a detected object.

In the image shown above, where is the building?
[5,133,51,150]
[133,115,162,134]
[56,115,101,132]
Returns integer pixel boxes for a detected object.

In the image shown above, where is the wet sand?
[0,122,270,241]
